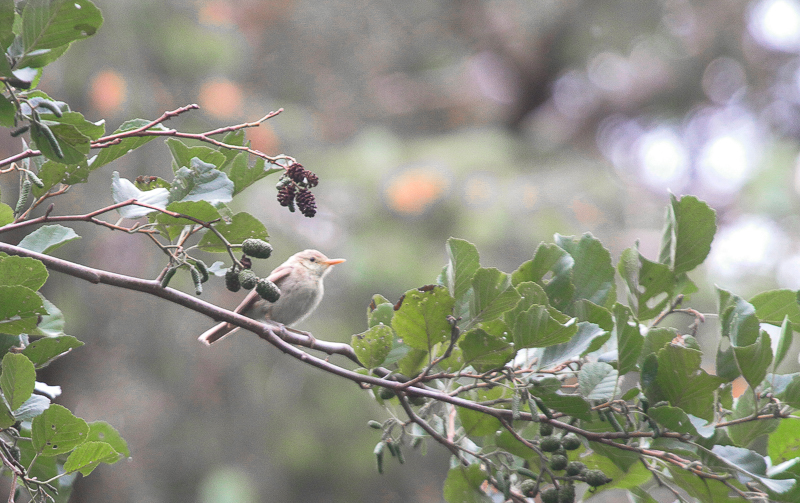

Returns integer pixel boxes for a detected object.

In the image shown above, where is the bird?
[198,249,345,345]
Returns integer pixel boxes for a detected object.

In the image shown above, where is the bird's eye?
[310,257,316,262]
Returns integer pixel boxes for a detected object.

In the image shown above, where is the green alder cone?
[519,479,538,497]
[561,433,581,450]
[584,469,612,487]
[565,461,586,476]
[540,436,561,452]
[255,279,280,302]
[241,238,273,259]
[225,268,241,292]
[540,487,559,503]
[549,454,568,471]
[558,483,575,503]
[539,422,554,436]
[238,269,258,290]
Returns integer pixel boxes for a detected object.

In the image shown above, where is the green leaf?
[614,303,643,375]
[392,286,455,350]
[22,335,83,368]
[750,289,800,331]
[111,171,170,218]
[166,138,227,172]
[528,389,592,421]
[578,362,618,400]
[169,157,234,204]
[13,394,50,421]
[0,95,15,127]
[639,327,677,364]
[511,242,574,310]
[367,298,394,328]
[0,202,13,226]
[0,0,14,48]
[536,321,607,370]
[658,194,716,274]
[775,315,793,370]
[709,445,795,494]
[0,255,48,290]
[618,244,679,320]
[197,212,268,253]
[509,304,577,349]
[31,297,67,337]
[647,405,701,437]
[0,353,35,410]
[444,237,480,301]
[21,0,102,53]
[17,224,80,254]
[229,154,282,195]
[768,412,800,464]
[63,441,120,476]
[91,120,167,170]
[555,233,615,307]
[0,285,45,334]
[397,347,427,377]
[351,324,393,369]
[572,299,613,332]
[31,121,90,164]
[31,403,88,456]
[159,200,222,223]
[443,463,490,503]
[458,406,501,437]
[466,268,521,327]
[733,330,773,389]
[459,324,515,372]
[87,421,129,458]
[646,345,724,421]
[728,388,780,447]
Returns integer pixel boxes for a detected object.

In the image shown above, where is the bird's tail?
[198,322,240,345]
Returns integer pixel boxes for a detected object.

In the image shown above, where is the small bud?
[238,269,258,290]
[255,279,280,302]
[241,238,273,259]
[367,420,382,430]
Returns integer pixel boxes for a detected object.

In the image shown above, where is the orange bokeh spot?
[247,124,279,154]
[384,167,450,216]
[90,70,127,115]
[730,376,748,398]
[198,0,234,27]
[198,79,242,119]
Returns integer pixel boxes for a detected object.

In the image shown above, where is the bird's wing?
[266,264,293,284]
[199,266,293,345]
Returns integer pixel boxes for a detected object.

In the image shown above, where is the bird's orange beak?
[324,258,346,266]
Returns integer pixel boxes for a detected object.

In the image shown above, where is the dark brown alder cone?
[277,184,296,207]
[296,188,317,217]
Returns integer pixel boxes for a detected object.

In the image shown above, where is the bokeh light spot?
[90,69,127,116]
[199,79,243,119]
[637,127,689,190]
[697,135,750,193]
[749,0,800,52]
[709,216,787,278]
[198,0,235,28]
[383,166,450,217]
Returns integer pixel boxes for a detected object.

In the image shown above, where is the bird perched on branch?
[198,249,345,345]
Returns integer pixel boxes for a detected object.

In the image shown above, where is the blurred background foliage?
[2,0,800,501]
